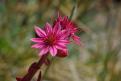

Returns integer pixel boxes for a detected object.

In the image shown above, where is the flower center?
[44,35,56,45]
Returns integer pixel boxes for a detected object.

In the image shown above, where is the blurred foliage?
[0,0,121,81]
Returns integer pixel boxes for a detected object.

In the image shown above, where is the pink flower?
[31,22,69,56]
[54,13,81,45]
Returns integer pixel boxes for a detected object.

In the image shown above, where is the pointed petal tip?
[31,38,43,43]
[30,38,36,42]
[38,53,42,57]
[34,25,43,31]
[79,42,85,47]
[31,44,42,48]
[34,25,46,37]
[45,22,52,33]
[38,52,47,57]
[50,47,57,57]
[38,47,49,56]
[31,45,36,48]
[46,22,51,25]
[57,11,60,17]
[34,26,40,31]
[50,52,56,56]
[71,35,82,46]
[34,25,39,29]
[45,22,52,28]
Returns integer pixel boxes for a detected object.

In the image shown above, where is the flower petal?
[39,47,49,56]
[31,44,44,48]
[49,46,57,56]
[57,40,70,44]
[55,44,67,50]
[53,22,61,34]
[59,30,70,39]
[31,38,43,43]
[45,22,52,34]
[71,34,81,45]
[34,26,46,37]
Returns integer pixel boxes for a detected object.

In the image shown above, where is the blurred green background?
[0,0,121,81]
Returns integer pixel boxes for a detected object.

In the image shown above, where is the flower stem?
[69,0,77,20]
[17,54,48,81]
[37,70,41,81]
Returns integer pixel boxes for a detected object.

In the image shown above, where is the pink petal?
[57,12,63,21]
[63,16,68,22]
[45,22,52,34]
[57,12,61,18]
[53,22,61,34]
[49,46,57,56]
[39,47,49,56]
[31,38,43,43]
[72,34,81,45]
[55,44,67,50]
[57,40,70,44]
[34,26,46,37]
[31,44,44,48]
[57,42,68,47]
[59,30,70,39]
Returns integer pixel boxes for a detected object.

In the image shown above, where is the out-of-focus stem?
[69,0,77,20]
[17,54,48,81]
[37,70,41,81]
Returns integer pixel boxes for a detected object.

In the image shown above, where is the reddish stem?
[37,70,41,81]
[16,54,48,81]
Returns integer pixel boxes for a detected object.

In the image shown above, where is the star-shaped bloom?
[31,22,69,56]
[54,13,81,45]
